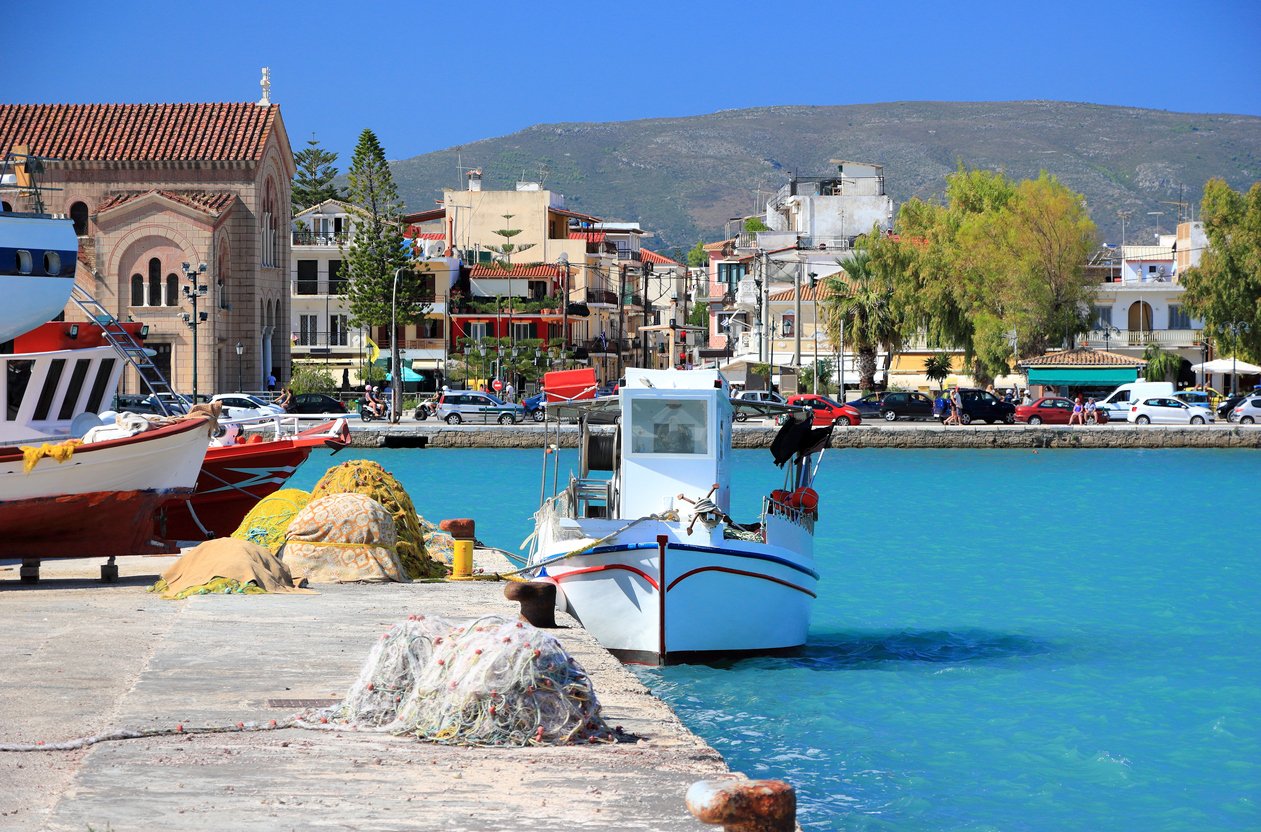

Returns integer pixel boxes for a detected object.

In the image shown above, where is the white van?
[1097,381,1175,418]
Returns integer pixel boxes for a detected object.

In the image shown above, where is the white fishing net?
[303,614,612,746]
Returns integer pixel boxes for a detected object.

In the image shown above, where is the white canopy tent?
[1190,358,1261,375]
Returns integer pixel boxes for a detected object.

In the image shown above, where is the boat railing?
[762,495,815,534]
[224,413,343,442]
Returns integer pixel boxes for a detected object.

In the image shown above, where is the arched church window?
[261,179,279,267]
[148,257,162,306]
[166,274,179,306]
[70,201,89,236]
[130,274,144,306]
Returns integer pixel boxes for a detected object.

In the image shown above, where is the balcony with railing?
[1084,328,1203,349]
[581,287,618,307]
[292,279,350,297]
[292,230,348,247]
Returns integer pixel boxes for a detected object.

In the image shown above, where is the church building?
[0,80,295,395]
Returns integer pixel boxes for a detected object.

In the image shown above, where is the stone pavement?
[0,556,730,831]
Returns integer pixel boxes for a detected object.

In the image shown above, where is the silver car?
[436,390,524,425]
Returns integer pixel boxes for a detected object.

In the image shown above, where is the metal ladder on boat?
[68,285,180,415]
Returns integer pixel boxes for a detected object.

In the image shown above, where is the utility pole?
[642,262,652,369]
[793,260,802,367]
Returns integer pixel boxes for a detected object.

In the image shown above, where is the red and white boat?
[161,415,351,541]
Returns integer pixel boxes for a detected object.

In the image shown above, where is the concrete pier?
[0,555,732,831]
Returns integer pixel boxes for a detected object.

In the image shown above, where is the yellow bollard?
[450,538,474,580]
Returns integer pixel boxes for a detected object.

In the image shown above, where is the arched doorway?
[1127,301,1153,345]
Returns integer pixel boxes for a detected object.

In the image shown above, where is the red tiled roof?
[1018,347,1147,368]
[469,264,564,278]
[640,248,680,266]
[768,284,837,302]
[703,239,735,252]
[569,231,606,243]
[0,103,279,162]
[406,232,445,240]
[97,189,236,215]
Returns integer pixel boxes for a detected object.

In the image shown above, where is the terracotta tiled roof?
[768,284,837,302]
[703,239,735,251]
[97,189,236,215]
[569,230,606,243]
[1018,347,1147,368]
[640,248,680,266]
[406,232,445,240]
[469,264,564,278]
[0,103,279,162]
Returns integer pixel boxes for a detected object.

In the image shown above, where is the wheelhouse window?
[629,398,709,455]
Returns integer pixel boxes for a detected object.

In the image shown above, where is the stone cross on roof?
[257,67,271,106]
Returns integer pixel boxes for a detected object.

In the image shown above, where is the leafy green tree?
[743,216,771,234]
[343,129,428,422]
[686,239,708,268]
[291,135,341,212]
[687,301,708,328]
[289,366,336,394]
[893,167,1098,383]
[1181,179,1261,363]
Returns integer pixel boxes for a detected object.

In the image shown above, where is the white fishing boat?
[0,152,211,572]
[525,366,830,664]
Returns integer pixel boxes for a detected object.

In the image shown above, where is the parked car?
[210,393,285,420]
[1228,394,1261,424]
[878,391,935,421]
[1217,387,1261,419]
[847,391,888,418]
[108,393,166,416]
[287,393,347,415]
[784,393,861,427]
[1097,381,1175,419]
[1173,390,1216,413]
[1015,396,1109,425]
[523,392,546,422]
[732,389,786,422]
[435,390,525,424]
[935,388,1017,425]
[1127,396,1215,425]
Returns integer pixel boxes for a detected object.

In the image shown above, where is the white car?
[1127,396,1215,425]
[1229,395,1261,424]
[211,393,284,421]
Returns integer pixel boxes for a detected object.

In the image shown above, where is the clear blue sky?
[8,0,1260,165]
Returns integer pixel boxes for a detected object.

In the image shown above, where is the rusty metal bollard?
[686,778,796,832]
[503,580,558,628]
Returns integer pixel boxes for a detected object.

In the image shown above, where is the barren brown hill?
[388,101,1261,253]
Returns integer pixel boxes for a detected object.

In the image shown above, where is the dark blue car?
[523,392,546,422]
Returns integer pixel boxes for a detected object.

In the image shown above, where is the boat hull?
[540,529,817,665]
[160,419,350,541]
[0,417,211,557]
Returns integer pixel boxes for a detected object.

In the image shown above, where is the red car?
[784,394,862,426]
[1015,396,1109,425]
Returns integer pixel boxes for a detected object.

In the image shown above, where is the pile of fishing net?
[231,488,313,552]
[149,538,313,600]
[281,492,407,583]
[303,614,612,746]
[312,460,446,579]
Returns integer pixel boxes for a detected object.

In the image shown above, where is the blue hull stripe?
[584,541,819,580]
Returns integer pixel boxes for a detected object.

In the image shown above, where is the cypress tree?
[343,128,429,421]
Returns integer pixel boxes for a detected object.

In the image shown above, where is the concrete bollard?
[440,518,475,579]
[503,581,558,628]
[686,778,796,832]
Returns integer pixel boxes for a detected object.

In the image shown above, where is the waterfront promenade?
[0,554,729,831]
[342,420,1261,450]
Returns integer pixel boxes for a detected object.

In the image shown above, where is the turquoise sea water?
[291,447,1261,831]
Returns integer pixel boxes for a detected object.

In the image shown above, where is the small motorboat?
[524,366,829,664]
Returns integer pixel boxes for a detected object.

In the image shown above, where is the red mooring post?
[686,778,797,832]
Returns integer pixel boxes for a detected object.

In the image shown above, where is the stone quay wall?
[347,424,1261,450]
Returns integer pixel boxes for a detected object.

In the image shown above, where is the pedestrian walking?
[945,385,962,425]
[267,371,277,392]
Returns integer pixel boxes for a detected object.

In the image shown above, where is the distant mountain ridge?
[387,101,1261,253]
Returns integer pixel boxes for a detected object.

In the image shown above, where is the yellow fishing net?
[231,488,312,552]
[19,439,83,474]
[311,460,445,579]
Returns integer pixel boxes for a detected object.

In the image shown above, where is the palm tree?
[1142,342,1181,382]
[924,351,953,391]
[823,251,899,391]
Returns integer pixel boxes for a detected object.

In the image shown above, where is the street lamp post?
[180,262,208,400]
[1225,321,1250,395]
[391,266,408,423]
[235,341,244,393]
